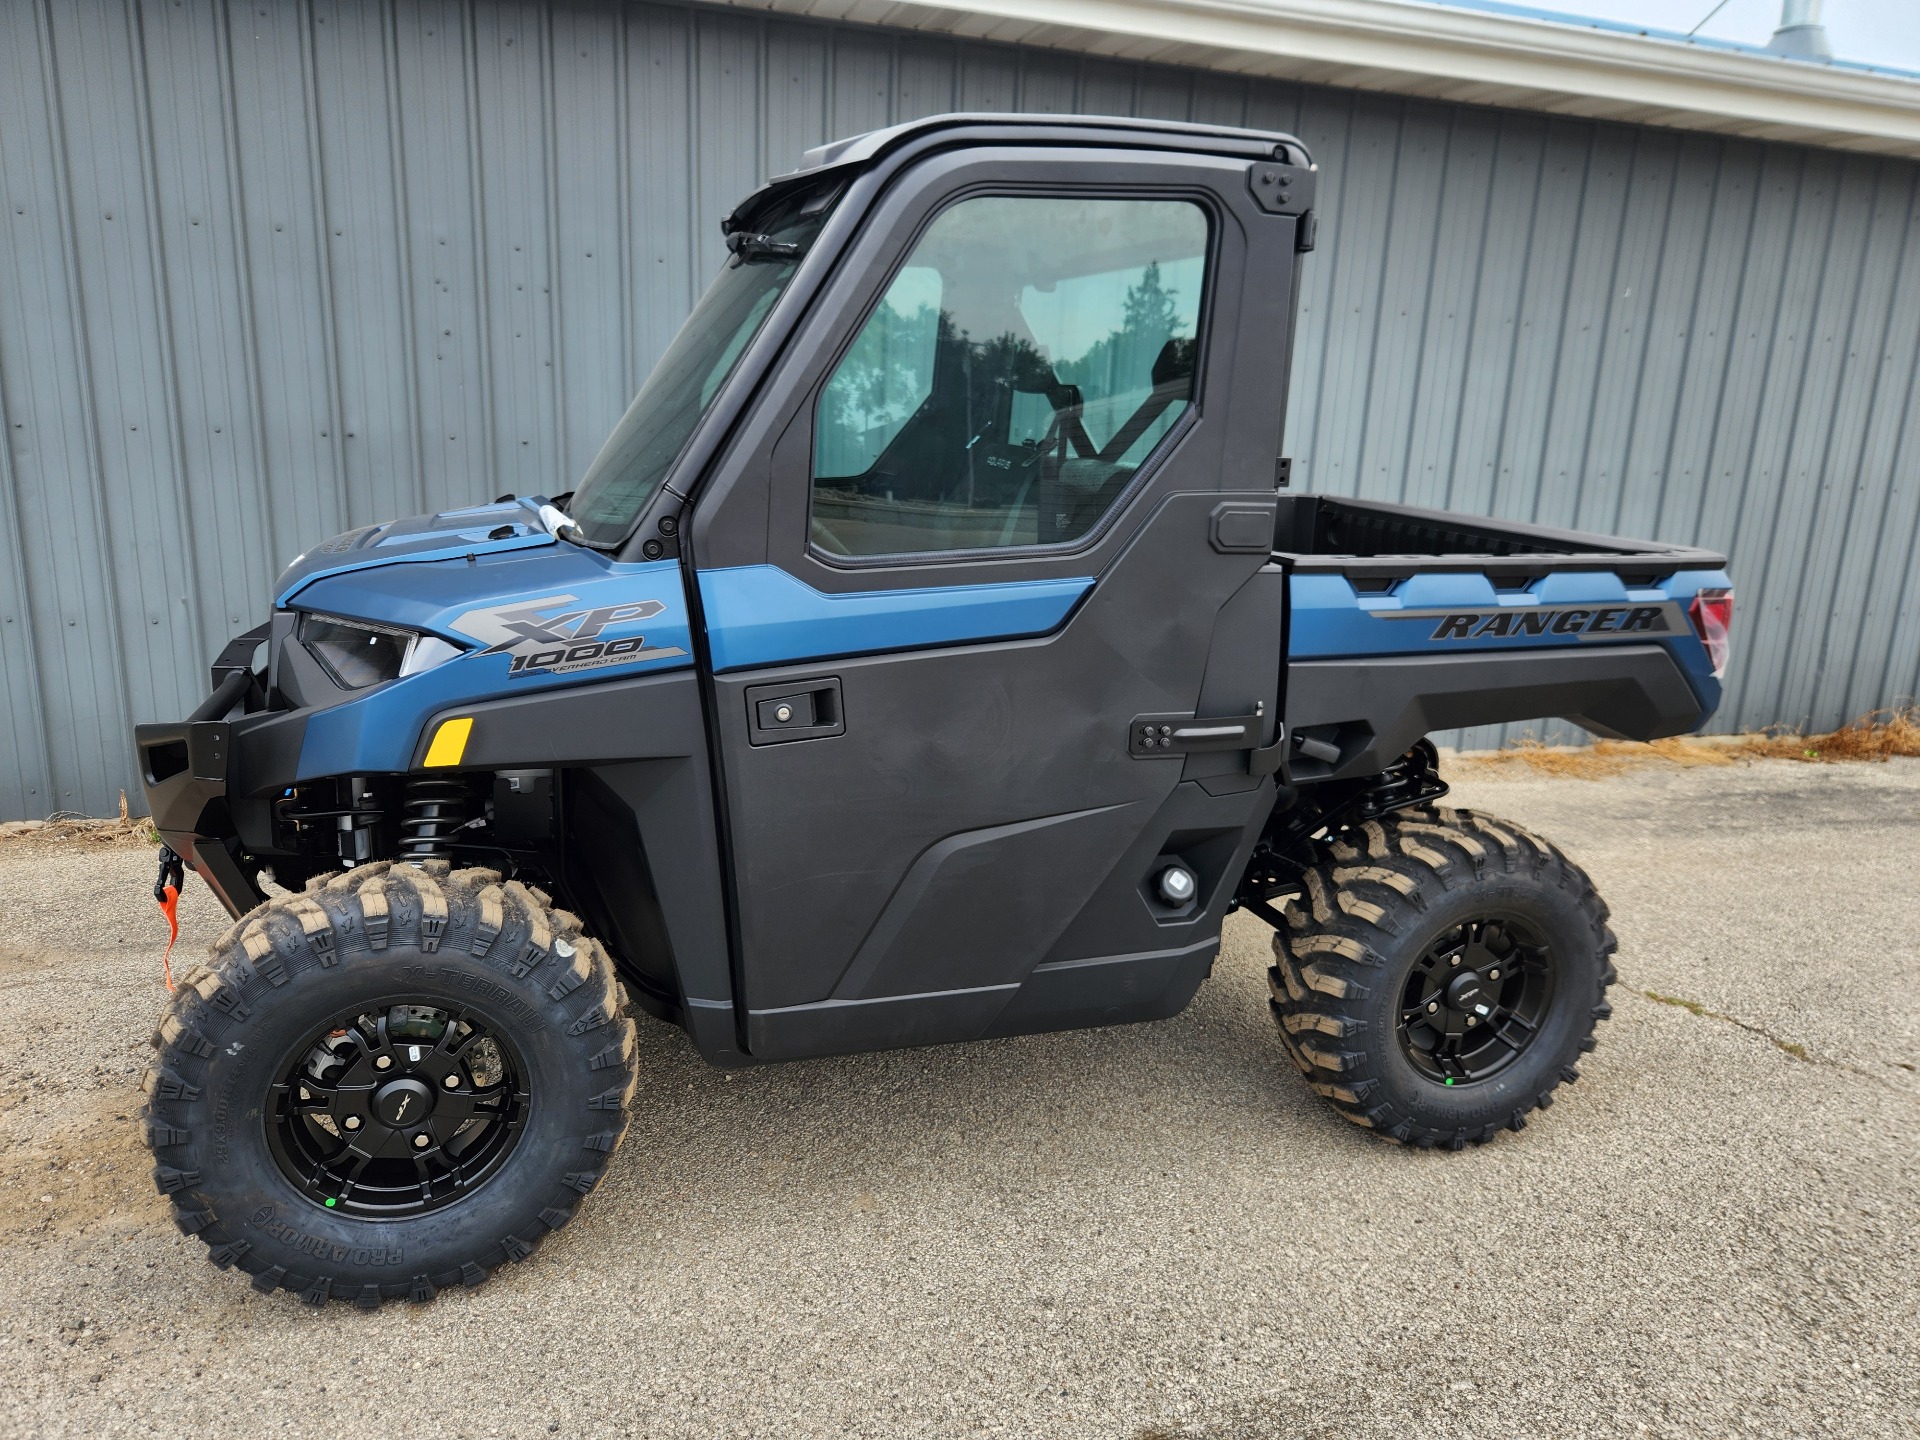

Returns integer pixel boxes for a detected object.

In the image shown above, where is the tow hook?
[153,845,186,991]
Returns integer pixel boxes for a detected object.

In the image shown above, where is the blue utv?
[134,114,1736,1307]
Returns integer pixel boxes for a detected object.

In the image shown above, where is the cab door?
[689,144,1297,1059]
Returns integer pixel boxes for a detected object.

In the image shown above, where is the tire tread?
[1268,805,1615,1148]
[142,864,638,1307]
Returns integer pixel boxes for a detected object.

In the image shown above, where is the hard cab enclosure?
[136,114,1731,1073]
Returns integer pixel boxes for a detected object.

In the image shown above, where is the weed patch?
[1459,706,1920,779]
[0,793,158,851]
[1639,989,1813,1063]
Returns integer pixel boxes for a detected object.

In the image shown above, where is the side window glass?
[810,196,1209,559]
[815,266,942,479]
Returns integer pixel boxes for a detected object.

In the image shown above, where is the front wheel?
[142,862,637,1307]
[1269,806,1615,1147]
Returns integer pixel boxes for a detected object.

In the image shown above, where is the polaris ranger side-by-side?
[135,115,1735,1307]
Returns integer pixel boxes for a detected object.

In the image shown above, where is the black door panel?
[831,801,1140,999]
[690,144,1300,1059]
[712,490,1275,1024]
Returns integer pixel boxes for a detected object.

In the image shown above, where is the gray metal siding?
[3,0,1918,816]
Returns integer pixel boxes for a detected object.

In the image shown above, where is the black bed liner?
[1273,495,1726,581]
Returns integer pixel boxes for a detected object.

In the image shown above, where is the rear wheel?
[1269,806,1615,1147]
[142,862,637,1306]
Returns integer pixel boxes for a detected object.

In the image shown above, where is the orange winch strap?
[157,884,180,992]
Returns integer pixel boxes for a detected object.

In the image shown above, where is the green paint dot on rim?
[1444,1077,1455,1086]
[324,1197,337,1207]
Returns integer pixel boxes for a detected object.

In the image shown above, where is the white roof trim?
[709,0,1920,158]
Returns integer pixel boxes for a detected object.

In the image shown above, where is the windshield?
[569,183,840,545]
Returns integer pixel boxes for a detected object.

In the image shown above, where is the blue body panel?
[276,498,554,606]
[290,550,693,778]
[270,495,1730,779]
[281,534,1093,775]
[1287,566,1733,712]
[697,564,1094,672]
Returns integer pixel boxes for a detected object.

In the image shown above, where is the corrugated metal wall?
[4,0,1919,817]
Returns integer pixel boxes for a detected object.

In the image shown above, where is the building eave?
[708,0,1920,158]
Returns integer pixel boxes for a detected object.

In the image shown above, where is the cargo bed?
[1274,495,1731,780]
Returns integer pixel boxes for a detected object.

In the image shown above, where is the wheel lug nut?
[1427,1002,1438,1014]
[374,1055,393,1070]
[412,1134,430,1149]
[1489,968,1501,980]
[1466,1016,1477,1027]
[342,1115,362,1131]
[443,1075,460,1089]
[1449,956,1461,967]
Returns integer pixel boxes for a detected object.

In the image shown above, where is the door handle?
[1130,704,1284,775]
[745,677,844,746]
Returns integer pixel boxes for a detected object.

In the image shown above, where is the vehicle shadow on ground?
[589,920,1368,1224]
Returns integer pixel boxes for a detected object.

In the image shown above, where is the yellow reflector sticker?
[423,716,473,768]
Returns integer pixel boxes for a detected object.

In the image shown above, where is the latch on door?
[1130,704,1286,776]
[746,676,844,746]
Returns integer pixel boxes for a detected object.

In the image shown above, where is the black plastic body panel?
[1285,644,1707,780]
[414,669,711,772]
[134,667,295,915]
[986,939,1219,1038]
[1179,564,1286,798]
[713,491,1279,1060]
[134,712,267,917]
[414,672,740,1062]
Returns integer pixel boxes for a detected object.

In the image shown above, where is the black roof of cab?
[722,111,1314,237]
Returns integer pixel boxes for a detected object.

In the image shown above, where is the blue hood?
[284,543,696,778]
[276,498,558,606]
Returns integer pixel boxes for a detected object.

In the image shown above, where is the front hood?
[278,547,696,778]
[275,498,560,605]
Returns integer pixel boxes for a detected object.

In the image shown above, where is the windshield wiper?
[726,231,803,265]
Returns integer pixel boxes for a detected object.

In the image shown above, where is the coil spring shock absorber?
[399,776,471,862]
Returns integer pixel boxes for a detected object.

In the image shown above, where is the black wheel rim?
[265,999,530,1218]
[1396,915,1556,1085]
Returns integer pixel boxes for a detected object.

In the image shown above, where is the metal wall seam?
[128,0,212,702]
[1728,150,1843,730]
[1871,347,1920,709]
[379,0,429,521]
[33,0,137,815]
[1362,101,1442,506]
[1776,158,1904,724]
[0,2,59,816]
[1843,175,1920,718]
[1449,114,1544,524]
[298,0,353,553]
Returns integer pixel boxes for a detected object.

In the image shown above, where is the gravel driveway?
[0,759,1914,1439]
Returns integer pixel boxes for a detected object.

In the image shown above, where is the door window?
[810,196,1209,558]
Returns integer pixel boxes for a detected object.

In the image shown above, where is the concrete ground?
[0,759,1914,1439]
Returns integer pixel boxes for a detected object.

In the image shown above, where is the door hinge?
[1247,160,1317,248]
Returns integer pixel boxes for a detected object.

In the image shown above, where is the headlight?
[299,612,463,689]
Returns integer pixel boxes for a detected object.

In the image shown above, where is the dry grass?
[0,792,159,851]
[1458,706,1920,780]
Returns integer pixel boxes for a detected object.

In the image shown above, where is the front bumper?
[133,624,299,918]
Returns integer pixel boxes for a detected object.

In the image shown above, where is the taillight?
[1688,588,1734,677]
